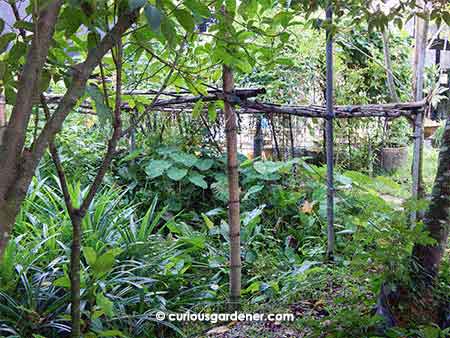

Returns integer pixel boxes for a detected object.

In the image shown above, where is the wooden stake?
[0,93,5,146]
[411,8,429,225]
[325,4,335,261]
[223,65,241,308]
[253,115,263,158]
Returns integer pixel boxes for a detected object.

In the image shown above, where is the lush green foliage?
[0,140,447,336]
[1,1,449,337]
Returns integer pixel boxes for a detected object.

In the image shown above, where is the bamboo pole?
[253,115,263,158]
[411,7,429,226]
[325,4,335,261]
[0,93,5,145]
[223,65,241,309]
[382,29,400,103]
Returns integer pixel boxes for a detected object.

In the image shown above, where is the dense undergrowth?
[0,129,448,337]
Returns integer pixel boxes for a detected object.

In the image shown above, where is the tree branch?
[79,36,123,216]
[40,94,74,215]
[0,1,62,200]
[11,8,139,202]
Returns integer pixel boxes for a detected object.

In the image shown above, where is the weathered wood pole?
[0,93,6,145]
[253,115,263,158]
[223,65,241,308]
[288,116,295,158]
[325,4,335,260]
[411,9,429,225]
[381,29,399,103]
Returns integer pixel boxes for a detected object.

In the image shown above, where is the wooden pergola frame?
[42,3,429,268]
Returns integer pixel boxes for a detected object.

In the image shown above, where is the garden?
[0,1,449,337]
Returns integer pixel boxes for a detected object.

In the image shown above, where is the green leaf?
[243,184,264,201]
[174,9,195,33]
[96,293,114,318]
[201,213,214,229]
[121,149,142,162]
[207,102,217,121]
[144,4,163,32]
[274,57,294,66]
[5,86,16,105]
[53,274,71,288]
[83,247,97,267]
[0,62,6,81]
[13,20,34,32]
[225,0,236,17]
[0,33,17,55]
[39,70,51,93]
[161,17,176,47]
[129,0,146,11]
[92,251,116,276]
[253,161,285,175]
[86,85,111,126]
[188,173,208,189]
[8,41,26,61]
[145,160,172,178]
[184,0,210,18]
[195,159,214,171]
[166,166,188,181]
[170,152,198,167]
[192,99,204,118]
[87,31,100,50]
[61,7,84,37]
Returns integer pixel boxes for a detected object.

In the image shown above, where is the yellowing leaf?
[301,200,316,214]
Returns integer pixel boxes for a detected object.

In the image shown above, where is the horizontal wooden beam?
[45,89,427,120]
[429,38,450,51]
[237,99,426,118]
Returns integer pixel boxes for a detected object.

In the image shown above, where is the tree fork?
[0,6,139,262]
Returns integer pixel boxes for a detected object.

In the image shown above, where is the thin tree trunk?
[411,115,450,286]
[0,1,62,260]
[382,29,400,103]
[70,213,82,338]
[42,34,124,337]
[0,7,139,261]
[223,65,241,309]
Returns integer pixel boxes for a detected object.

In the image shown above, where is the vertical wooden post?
[223,64,241,308]
[0,93,6,145]
[288,116,295,158]
[0,93,5,126]
[130,113,136,165]
[382,29,399,103]
[253,115,263,158]
[325,4,335,260]
[411,8,429,225]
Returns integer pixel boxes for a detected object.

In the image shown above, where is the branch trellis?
[43,85,428,237]
[41,5,429,304]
